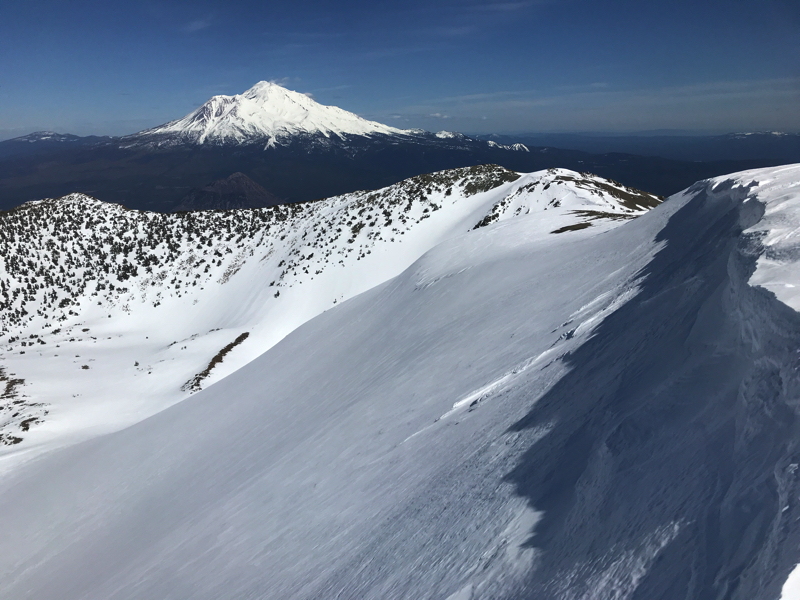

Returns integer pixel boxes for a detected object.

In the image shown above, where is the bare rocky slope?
[173,172,284,211]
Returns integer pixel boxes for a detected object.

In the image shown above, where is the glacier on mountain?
[134,81,408,146]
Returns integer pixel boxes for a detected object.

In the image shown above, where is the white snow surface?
[783,564,800,600]
[0,166,671,600]
[0,166,659,469]
[0,165,799,599]
[738,164,800,310]
[138,81,408,145]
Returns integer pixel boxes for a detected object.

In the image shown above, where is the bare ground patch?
[182,332,250,393]
[0,365,48,446]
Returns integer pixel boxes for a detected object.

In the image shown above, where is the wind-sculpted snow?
[737,165,800,311]
[0,165,799,598]
[0,165,797,599]
[0,165,656,462]
[501,165,800,599]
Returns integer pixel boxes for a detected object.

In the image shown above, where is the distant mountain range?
[478,131,800,163]
[0,82,793,211]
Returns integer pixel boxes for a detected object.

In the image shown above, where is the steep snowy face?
[2,165,800,600]
[730,164,800,309]
[136,81,408,146]
[0,166,658,462]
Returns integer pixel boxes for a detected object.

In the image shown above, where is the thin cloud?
[390,77,800,133]
[432,25,475,37]
[183,18,211,33]
[473,1,535,11]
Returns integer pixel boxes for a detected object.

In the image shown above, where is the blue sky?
[2,0,798,138]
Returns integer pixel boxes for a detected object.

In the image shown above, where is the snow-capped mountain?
[0,165,659,458]
[0,164,799,600]
[123,81,535,154]
[129,81,408,147]
[488,139,530,152]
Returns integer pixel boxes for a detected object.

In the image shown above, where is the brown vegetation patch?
[183,332,250,393]
[551,222,593,234]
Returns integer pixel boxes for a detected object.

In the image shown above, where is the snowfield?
[0,164,800,599]
[0,165,659,466]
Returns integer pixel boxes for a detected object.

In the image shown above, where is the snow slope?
[133,81,407,146]
[740,166,800,310]
[0,165,799,599]
[0,166,659,466]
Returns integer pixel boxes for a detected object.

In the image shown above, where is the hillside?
[173,172,284,211]
[0,164,798,599]
[0,165,658,459]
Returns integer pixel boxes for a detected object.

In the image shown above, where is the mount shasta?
[0,81,783,212]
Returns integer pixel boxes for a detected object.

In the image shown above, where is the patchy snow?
[436,131,465,139]
[487,140,529,152]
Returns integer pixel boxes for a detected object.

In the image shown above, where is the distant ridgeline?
[0,82,781,211]
[0,165,658,341]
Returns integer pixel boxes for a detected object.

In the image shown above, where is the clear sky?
[2,0,799,139]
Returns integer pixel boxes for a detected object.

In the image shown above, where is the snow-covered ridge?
[0,165,658,459]
[435,131,465,139]
[134,81,408,146]
[4,166,800,600]
[487,140,529,152]
[727,164,800,309]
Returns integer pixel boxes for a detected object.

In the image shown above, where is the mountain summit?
[132,81,407,146]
